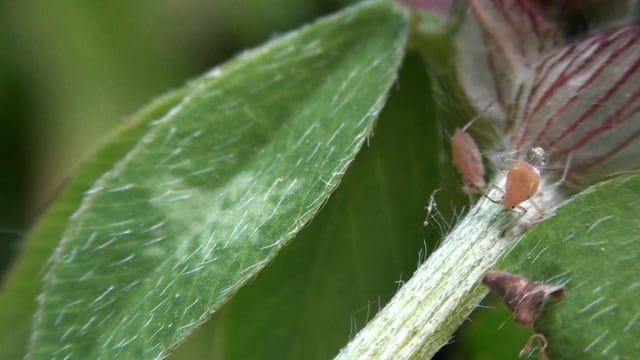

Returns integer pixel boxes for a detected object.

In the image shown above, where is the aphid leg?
[483,183,538,224]
[484,183,505,205]
[561,152,573,182]
[462,181,480,203]
[548,151,574,190]
[500,204,527,232]
[498,157,513,171]
[526,197,544,217]
[475,183,501,215]
[496,150,523,171]
[478,183,512,216]
[511,204,528,217]
[519,333,549,360]
[463,178,486,195]
[524,152,571,227]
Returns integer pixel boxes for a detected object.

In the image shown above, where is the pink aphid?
[452,127,486,194]
[495,147,546,210]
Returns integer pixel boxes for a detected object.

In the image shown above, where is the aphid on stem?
[486,147,547,214]
[451,114,488,195]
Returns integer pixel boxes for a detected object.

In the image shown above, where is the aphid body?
[492,146,547,210]
[452,128,486,194]
[502,161,540,209]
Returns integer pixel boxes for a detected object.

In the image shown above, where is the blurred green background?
[0,0,357,279]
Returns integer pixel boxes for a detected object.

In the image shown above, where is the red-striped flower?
[457,0,640,186]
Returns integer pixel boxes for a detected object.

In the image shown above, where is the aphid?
[488,147,546,210]
[451,122,486,194]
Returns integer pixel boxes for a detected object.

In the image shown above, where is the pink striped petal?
[456,0,561,126]
[510,27,640,184]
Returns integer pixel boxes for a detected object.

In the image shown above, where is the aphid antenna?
[442,101,495,141]
[490,148,526,171]
[493,146,547,171]
[526,150,571,175]
[460,101,495,132]
[545,151,574,190]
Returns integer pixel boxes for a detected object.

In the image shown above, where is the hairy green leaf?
[498,171,640,359]
[27,2,409,359]
[170,53,446,359]
[0,86,190,360]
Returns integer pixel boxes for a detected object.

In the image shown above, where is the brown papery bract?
[482,270,564,326]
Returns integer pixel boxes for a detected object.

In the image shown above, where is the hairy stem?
[335,174,562,359]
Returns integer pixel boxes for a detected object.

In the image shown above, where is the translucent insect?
[451,122,486,194]
[423,188,441,227]
[488,147,547,210]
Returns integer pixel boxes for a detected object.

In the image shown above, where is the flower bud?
[457,0,640,186]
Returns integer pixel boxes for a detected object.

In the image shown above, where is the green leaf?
[497,171,640,359]
[27,2,409,359]
[170,53,445,359]
[0,85,190,360]
[455,296,532,359]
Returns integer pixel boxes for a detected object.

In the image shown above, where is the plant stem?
[335,184,528,359]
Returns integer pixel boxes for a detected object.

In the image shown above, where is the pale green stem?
[336,174,561,359]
